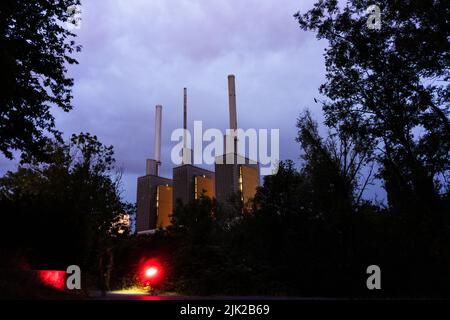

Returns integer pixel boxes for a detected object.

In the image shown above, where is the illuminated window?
[239,166,244,202]
[194,176,198,200]
[156,186,160,216]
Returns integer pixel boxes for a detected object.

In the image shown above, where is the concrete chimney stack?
[183,88,187,150]
[154,105,162,163]
[182,88,193,164]
[145,105,162,176]
[228,75,238,130]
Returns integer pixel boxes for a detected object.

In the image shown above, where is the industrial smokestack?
[182,88,192,164]
[183,88,187,150]
[146,105,162,176]
[228,75,237,130]
[154,105,162,163]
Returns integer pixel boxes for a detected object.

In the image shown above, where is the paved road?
[92,291,338,300]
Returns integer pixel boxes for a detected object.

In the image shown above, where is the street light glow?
[139,258,163,286]
[145,267,158,278]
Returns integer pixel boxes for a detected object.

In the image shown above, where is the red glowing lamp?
[145,267,158,278]
[139,258,163,285]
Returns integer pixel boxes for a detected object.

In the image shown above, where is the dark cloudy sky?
[1,0,337,203]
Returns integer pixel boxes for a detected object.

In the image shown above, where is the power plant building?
[172,88,216,208]
[136,175,172,232]
[136,75,260,233]
[215,75,260,207]
[215,153,259,207]
[173,165,215,207]
[136,106,173,234]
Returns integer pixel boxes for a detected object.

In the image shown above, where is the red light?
[139,258,163,285]
[38,270,66,290]
[145,267,158,278]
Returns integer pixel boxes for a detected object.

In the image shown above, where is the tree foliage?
[0,0,81,159]
[294,0,449,216]
[0,133,128,269]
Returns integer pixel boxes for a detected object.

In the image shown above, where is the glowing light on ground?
[110,287,149,295]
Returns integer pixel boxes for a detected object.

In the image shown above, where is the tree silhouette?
[0,0,81,160]
[295,0,449,217]
[0,133,128,270]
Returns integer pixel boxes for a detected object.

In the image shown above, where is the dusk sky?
[2,0,334,203]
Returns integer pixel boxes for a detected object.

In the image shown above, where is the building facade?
[173,164,215,208]
[136,175,173,233]
[215,153,260,208]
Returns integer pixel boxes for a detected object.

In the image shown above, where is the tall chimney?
[183,88,187,150]
[228,75,237,130]
[154,105,162,163]
[146,105,162,176]
[182,88,193,164]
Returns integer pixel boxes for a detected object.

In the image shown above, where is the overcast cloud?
[1,0,331,202]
